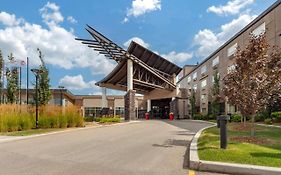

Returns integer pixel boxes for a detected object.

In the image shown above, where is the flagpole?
[19,66,21,105]
[26,57,29,105]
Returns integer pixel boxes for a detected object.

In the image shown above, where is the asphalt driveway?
[0,120,219,175]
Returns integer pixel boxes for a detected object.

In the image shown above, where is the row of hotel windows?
[84,107,125,117]
[186,22,266,83]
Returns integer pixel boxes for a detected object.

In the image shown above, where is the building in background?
[1,89,145,118]
[177,0,281,115]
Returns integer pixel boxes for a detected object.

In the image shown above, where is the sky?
[0,0,277,95]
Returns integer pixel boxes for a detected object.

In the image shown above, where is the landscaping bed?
[198,123,281,168]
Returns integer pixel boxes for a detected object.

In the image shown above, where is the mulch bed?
[231,123,263,132]
[230,136,271,145]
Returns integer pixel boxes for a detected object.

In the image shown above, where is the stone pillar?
[127,59,133,91]
[101,87,107,108]
[124,90,136,120]
[147,99,151,112]
[125,59,135,120]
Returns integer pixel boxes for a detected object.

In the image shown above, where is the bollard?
[217,115,230,149]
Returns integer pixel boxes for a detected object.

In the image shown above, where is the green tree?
[211,71,220,118]
[37,48,51,105]
[190,89,196,119]
[6,53,19,103]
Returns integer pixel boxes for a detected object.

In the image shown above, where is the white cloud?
[161,51,193,64]
[59,75,99,90]
[193,29,220,58]
[0,2,116,76]
[67,16,77,24]
[207,0,255,16]
[193,14,257,58]
[0,11,24,26]
[123,37,150,48]
[123,0,161,22]
[39,1,64,27]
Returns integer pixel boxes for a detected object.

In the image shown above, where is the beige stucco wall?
[143,89,178,100]
[114,99,124,107]
[83,98,102,107]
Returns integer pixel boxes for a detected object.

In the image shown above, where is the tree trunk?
[243,115,246,127]
[251,115,256,136]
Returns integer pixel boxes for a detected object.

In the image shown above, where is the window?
[201,65,207,75]
[227,43,238,57]
[227,65,236,74]
[115,107,124,116]
[84,107,102,117]
[201,79,207,88]
[252,22,265,36]
[212,56,219,67]
[193,84,197,91]
[193,72,197,80]
[187,76,191,83]
[201,94,207,103]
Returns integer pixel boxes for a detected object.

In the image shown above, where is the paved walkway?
[0,120,225,175]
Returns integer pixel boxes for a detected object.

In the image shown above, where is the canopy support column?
[127,59,133,91]
[125,59,136,121]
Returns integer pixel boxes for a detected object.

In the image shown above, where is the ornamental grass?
[0,104,84,132]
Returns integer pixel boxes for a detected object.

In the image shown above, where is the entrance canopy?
[76,25,182,94]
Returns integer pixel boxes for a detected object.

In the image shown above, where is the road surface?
[0,120,226,175]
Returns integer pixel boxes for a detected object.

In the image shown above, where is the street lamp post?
[58,86,65,106]
[31,68,43,129]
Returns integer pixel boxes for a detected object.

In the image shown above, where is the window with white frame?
[227,43,238,57]
[187,76,191,83]
[201,79,207,88]
[212,56,219,67]
[193,72,197,80]
[201,94,207,103]
[193,84,197,91]
[201,65,207,74]
[227,65,236,74]
[252,22,265,36]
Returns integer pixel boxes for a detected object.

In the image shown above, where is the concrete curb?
[0,120,141,144]
[187,119,216,125]
[189,124,281,175]
[257,123,281,128]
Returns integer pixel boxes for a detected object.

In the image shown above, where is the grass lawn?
[0,128,66,136]
[198,123,281,168]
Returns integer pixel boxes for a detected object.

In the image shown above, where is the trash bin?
[169,112,174,120]
[145,112,149,120]
[217,115,230,149]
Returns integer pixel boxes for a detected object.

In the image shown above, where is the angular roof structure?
[76,25,182,94]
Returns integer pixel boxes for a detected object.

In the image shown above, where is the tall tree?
[37,48,51,105]
[190,89,196,119]
[6,53,19,103]
[223,34,281,136]
[211,71,220,118]
[0,49,3,104]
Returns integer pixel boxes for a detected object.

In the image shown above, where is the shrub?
[84,117,94,122]
[271,111,281,121]
[94,117,101,122]
[194,113,204,120]
[99,117,121,123]
[231,114,242,122]
[264,118,273,125]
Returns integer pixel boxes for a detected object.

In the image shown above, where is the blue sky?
[0,0,277,95]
